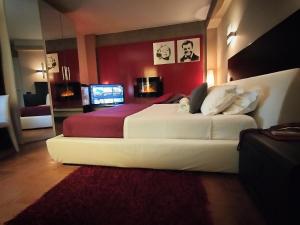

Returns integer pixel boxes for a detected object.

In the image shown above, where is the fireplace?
[134,77,163,97]
[53,82,82,107]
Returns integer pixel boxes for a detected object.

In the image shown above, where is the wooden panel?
[228,10,300,80]
[96,21,205,47]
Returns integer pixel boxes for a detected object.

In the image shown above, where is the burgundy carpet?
[6,166,213,225]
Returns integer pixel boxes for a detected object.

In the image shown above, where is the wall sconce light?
[206,69,215,87]
[35,62,47,79]
[227,24,237,45]
[144,67,158,77]
[227,31,237,45]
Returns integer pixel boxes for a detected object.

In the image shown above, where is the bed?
[20,94,53,130]
[46,68,300,173]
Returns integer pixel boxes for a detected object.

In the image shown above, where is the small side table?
[239,132,300,225]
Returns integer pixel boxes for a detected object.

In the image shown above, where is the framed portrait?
[153,41,175,65]
[46,53,59,73]
[177,38,200,63]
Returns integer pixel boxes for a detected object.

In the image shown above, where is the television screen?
[90,84,124,105]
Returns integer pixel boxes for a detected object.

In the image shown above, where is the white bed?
[20,94,53,130]
[124,104,256,140]
[47,68,300,173]
[21,115,53,130]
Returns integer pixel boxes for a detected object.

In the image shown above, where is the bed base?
[21,115,53,130]
[46,135,239,173]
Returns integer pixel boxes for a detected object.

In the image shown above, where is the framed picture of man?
[177,38,200,63]
[153,41,175,65]
[46,53,59,73]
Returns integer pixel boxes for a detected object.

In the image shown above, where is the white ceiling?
[5,0,43,39]
[46,0,212,35]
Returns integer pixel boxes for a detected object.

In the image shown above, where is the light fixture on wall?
[227,24,237,45]
[227,31,237,45]
[143,67,158,77]
[206,69,215,87]
[35,62,47,79]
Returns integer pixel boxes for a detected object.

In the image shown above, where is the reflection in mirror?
[4,0,54,144]
[39,0,82,135]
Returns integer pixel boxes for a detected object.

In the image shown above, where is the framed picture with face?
[177,38,200,63]
[153,41,175,65]
[46,53,59,73]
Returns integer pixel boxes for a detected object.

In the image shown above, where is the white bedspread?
[124,104,257,140]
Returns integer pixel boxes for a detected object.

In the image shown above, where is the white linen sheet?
[124,104,257,140]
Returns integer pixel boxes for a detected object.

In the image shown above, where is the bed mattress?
[21,115,53,129]
[124,104,257,140]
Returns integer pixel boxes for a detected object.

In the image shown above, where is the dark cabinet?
[239,132,300,225]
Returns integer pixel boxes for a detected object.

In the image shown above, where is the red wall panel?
[97,35,204,102]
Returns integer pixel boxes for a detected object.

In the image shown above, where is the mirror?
[39,0,81,135]
[4,0,55,144]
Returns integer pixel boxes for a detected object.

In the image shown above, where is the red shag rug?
[5,166,213,225]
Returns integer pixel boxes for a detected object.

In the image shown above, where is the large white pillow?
[201,85,238,115]
[223,89,260,115]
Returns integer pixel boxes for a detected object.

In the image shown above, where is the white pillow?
[201,85,238,115]
[223,89,260,115]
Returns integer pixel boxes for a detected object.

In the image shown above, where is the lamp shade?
[207,70,215,87]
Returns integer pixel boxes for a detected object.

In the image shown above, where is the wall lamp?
[35,62,47,79]
[227,31,237,45]
[206,69,215,87]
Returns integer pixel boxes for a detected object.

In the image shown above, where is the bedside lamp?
[206,70,215,87]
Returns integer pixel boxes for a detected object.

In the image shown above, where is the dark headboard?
[228,9,300,80]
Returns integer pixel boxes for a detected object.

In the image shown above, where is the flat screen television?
[90,84,124,105]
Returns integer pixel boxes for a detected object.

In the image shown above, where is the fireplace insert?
[134,77,163,97]
[53,82,82,107]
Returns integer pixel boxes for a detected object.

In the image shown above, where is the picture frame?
[153,41,175,65]
[177,38,200,63]
[46,53,59,73]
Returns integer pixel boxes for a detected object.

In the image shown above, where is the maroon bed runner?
[20,105,51,117]
[63,104,152,138]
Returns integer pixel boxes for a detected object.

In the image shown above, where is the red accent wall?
[97,35,204,102]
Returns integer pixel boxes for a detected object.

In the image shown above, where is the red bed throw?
[63,104,151,138]
[20,105,51,117]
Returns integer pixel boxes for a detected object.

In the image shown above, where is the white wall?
[17,50,47,94]
[207,28,217,80]
[216,0,300,84]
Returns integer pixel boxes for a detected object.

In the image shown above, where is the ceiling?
[45,0,212,35]
[5,0,43,40]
